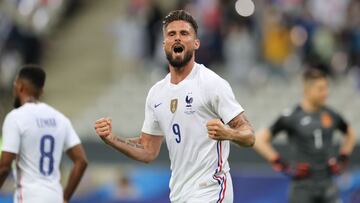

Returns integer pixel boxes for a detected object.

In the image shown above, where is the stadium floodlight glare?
[19,0,36,16]
[235,0,255,17]
[33,8,50,32]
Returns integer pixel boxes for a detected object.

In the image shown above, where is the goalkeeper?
[254,67,356,203]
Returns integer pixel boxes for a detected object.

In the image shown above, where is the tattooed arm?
[94,118,163,163]
[207,112,255,147]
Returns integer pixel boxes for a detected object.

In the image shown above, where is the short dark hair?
[302,68,327,82]
[18,65,46,89]
[162,10,198,34]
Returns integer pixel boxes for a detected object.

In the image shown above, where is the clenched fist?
[94,117,113,142]
[206,119,230,141]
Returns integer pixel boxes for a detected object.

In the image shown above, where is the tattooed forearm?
[116,137,145,149]
[103,135,145,149]
[228,113,255,147]
[228,113,253,132]
[99,132,163,164]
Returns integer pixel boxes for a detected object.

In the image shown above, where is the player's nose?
[174,33,181,41]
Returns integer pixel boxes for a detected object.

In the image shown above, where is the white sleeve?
[1,112,21,154]
[211,78,244,124]
[63,118,81,151]
[141,88,163,136]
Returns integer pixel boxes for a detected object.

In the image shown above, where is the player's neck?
[169,60,195,85]
[301,99,321,113]
[21,95,39,106]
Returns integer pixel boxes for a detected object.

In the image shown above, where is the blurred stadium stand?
[1,0,360,202]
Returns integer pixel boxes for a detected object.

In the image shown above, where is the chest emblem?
[185,94,193,107]
[300,116,311,126]
[170,99,178,113]
[321,112,333,128]
[184,93,195,115]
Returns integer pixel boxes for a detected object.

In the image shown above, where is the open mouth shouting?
[165,42,193,68]
[173,44,184,55]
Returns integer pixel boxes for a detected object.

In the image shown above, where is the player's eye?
[168,32,176,36]
[181,31,189,35]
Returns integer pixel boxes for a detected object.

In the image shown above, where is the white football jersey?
[142,63,243,202]
[1,102,81,203]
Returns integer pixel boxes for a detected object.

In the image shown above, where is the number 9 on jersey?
[172,123,181,143]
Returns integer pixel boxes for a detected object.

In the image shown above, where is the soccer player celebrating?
[0,66,88,203]
[94,10,255,202]
[254,67,356,203]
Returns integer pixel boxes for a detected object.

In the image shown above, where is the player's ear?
[18,80,25,93]
[162,28,166,49]
[194,38,200,50]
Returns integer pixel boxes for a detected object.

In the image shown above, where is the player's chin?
[172,53,184,60]
[319,101,326,106]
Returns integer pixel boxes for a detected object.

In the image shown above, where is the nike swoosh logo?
[154,103,162,108]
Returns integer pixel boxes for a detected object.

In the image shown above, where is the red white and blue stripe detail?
[213,141,227,203]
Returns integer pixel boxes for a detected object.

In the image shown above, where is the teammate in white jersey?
[94,10,255,202]
[0,66,88,203]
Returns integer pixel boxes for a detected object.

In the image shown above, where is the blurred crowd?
[1,0,360,91]
[112,0,360,87]
[0,0,82,92]
[1,0,360,101]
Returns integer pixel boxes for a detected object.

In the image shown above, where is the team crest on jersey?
[184,93,195,115]
[170,99,178,113]
[321,112,333,128]
[300,116,311,126]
